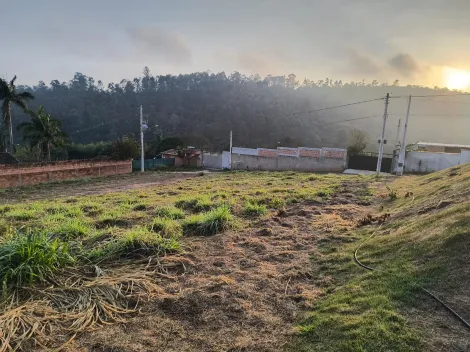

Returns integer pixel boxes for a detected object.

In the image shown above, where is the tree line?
[1,68,459,162]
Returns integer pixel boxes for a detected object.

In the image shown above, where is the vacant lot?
[0,168,469,351]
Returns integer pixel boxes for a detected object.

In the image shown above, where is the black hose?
[354,231,470,331]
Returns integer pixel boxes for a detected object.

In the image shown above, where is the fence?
[132,158,175,171]
[402,150,470,173]
[0,160,132,189]
[230,146,347,172]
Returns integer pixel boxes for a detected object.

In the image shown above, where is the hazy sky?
[2,0,470,88]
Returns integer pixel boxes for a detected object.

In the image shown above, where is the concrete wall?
[231,154,346,172]
[0,160,131,189]
[202,153,223,169]
[404,151,462,173]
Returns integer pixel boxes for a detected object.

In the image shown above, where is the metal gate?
[348,153,392,173]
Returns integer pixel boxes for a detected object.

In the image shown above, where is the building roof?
[416,142,470,149]
[0,153,19,164]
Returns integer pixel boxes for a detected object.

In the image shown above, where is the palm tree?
[17,106,68,161]
[0,76,34,153]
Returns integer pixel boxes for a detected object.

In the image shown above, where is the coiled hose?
[354,231,470,330]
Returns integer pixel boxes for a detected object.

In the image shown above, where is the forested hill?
[15,69,469,151]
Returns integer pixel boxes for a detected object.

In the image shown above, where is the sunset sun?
[445,68,470,90]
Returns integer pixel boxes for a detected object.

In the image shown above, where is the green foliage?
[182,205,234,236]
[175,195,213,212]
[88,226,181,261]
[17,105,68,161]
[111,135,140,160]
[242,202,267,217]
[45,216,91,239]
[387,186,398,200]
[151,217,182,237]
[0,230,74,289]
[67,141,113,160]
[5,208,37,221]
[155,206,185,219]
[0,75,34,153]
[347,128,369,155]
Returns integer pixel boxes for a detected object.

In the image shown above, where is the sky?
[1,0,470,89]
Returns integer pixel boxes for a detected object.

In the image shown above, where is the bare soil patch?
[72,182,370,352]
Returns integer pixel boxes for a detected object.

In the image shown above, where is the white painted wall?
[404,151,462,173]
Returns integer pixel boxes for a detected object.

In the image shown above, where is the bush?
[112,135,140,160]
[151,217,182,237]
[0,230,74,288]
[243,202,267,217]
[155,206,185,219]
[182,205,233,236]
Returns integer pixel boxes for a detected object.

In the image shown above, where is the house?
[161,147,201,167]
[416,142,470,154]
[402,142,470,173]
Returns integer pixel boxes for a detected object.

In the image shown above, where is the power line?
[323,115,381,125]
[289,97,384,116]
[390,93,470,99]
[412,98,470,105]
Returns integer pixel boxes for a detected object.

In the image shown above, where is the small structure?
[0,153,18,165]
[415,142,470,154]
[161,147,201,167]
[402,142,470,173]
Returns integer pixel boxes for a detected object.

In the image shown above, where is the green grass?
[175,195,214,212]
[151,217,183,237]
[182,205,234,236]
[88,226,181,261]
[0,229,74,289]
[155,206,185,219]
[5,208,38,221]
[242,202,268,217]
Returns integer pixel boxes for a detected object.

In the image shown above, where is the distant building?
[416,142,470,154]
[161,148,201,167]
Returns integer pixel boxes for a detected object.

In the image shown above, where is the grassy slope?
[294,164,470,351]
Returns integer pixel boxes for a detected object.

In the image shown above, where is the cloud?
[342,49,380,77]
[388,53,420,76]
[128,27,191,65]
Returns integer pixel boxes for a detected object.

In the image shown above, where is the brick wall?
[0,160,132,189]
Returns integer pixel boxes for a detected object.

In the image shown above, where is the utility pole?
[140,105,144,172]
[376,93,390,175]
[395,118,401,150]
[396,95,412,176]
[229,130,233,170]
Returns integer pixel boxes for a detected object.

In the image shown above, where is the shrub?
[151,217,182,237]
[155,206,185,219]
[0,230,74,288]
[387,187,398,200]
[243,202,267,217]
[182,205,233,236]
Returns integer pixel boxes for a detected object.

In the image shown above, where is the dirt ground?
[0,172,199,203]
[71,181,370,352]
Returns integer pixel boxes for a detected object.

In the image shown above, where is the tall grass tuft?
[151,217,182,237]
[0,230,74,289]
[182,205,234,236]
[175,195,213,212]
[242,202,267,217]
[155,206,185,219]
[88,226,181,261]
